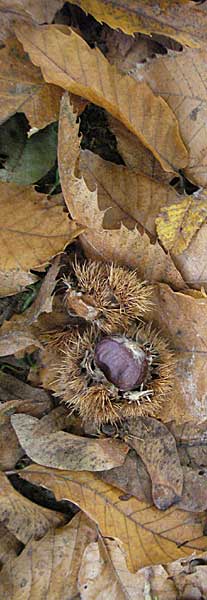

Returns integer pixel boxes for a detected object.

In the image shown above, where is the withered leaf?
[0,525,21,569]
[0,37,62,129]
[99,449,152,504]
[152,284,207,422]
[0,270,38,297]
[0,472,66,544]
[124,418,183,510]
[0,183,79,272]
[11,413,129,471]
[58,93,185,290]
[71,0,207,47]
[0,371,52,404]
[156,192,207,256]
[16,23,188,173]
[0,512,97,600]
[171,221,207,291]
[20,465,207,573]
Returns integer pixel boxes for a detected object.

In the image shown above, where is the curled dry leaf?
[0,512,97,600]
[11,413,129,471]
[156,192,207,256]
[99,449,152,504]
[0,183,81,272]
[124,417,183,510]
[0,37,62,129]
[20,465,207,573]
[152,284,207,422]
[0,471,66,544]
[16,23,188,173]
[70,0,207,46]
[58,93,185,290]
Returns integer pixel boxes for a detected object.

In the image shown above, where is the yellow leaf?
[156,193,207,255]
[21,465,207,573]
[0,37,62,129]
[71,0,207,47]
[16,23,188,173]
[0,183,83,271]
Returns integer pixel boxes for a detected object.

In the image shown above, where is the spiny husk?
[65,259,153,333]
[52,323,175,426]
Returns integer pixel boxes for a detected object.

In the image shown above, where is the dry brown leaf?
[152,284,207,422]
[20,465,207,572]
[78,537,176,600]
[0,396,52,470]
[156,192,207,256]
[79,539,207,600]
[0,371,52,403]
[0,511,97,599]
[11,413,129,471]
[107,114,173,182]
[0,0,64,25]
[16,23,188,173]
[0,270,37,297]
[124,417,183,510]
[0,525,21,569]
[0,183,81,272]
[0,258,63,356]
[99,449,152,504]
[78,149,180,237]
[172,221,207,290]
[71,0,207,47]
[169,421,207,470]
[0,37,62,129]
[131,46,207,188]
[0,471,66,544]
[58,93,185,290]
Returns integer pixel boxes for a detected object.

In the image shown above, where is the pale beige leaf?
[172,221,207,291]
[21,465,207,573]
[0,471,66,544]
[152,284,207,422]
[0,37,62,129]
[132,46,207,188]
[0,0,64,25]
[78,538,177,600]
[0,371,52,403]
[58,93,185,290]
[0,183,81,271]
[16,23,188,173]
[11,413,129,470]
[0,512,97,600]
[70,0,207,47]
[156,192,207,255]
[99,450,152,504]
[0,329,42,357]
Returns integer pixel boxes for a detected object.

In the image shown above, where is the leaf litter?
[0,1,207,598]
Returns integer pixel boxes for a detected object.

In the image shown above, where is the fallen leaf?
[0,471,66,544]
[0,183,81,271]
[0,269,37,297]
[152,284,207,422]
[20,465,207,572]
[0,511,97,599]
[0,525,21,568]
[169,420,207,470]
[21,255,61,324]
[99,449,152,504]
[131,46,207,188]
[171,221,207,290]
[78,149,180,237]
[179,467,207,512]
[0,329,42,357]
[71,0,207,47]
[78,537,176,600]
[0,0,64,25]
[0,37,62,129]
[0,371,52,403]
[16,23,188,173]
[0,397,52,470]
[11,413,129,471]
[124,417,183,510]
[156,192,207,255]
[0,118,58,185]
[58,93,185,290]
[107,114,173,182]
